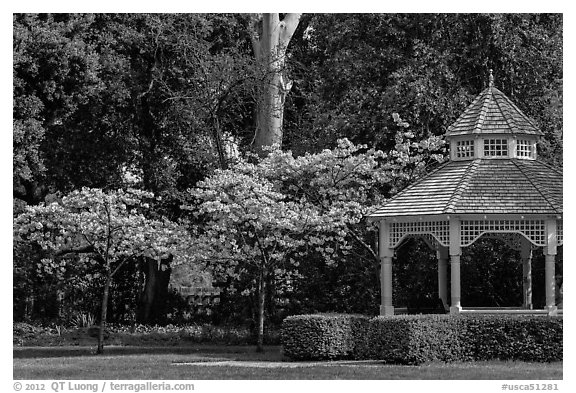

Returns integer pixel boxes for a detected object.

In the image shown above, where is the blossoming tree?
[185,168,322,352]
[14,188,190,353]
[185,135,444,351]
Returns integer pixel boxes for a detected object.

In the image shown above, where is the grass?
[13,345,562,380]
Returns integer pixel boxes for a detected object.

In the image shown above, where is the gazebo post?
[545,219,558,315]
[449,218,462,314]
[520,239,533,310]
[436,246,449,311]
[379,220,394,316]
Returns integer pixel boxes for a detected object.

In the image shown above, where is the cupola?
[446,70,543,161]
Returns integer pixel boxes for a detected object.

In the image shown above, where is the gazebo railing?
[392,306,562,316]
[460,307,561,316]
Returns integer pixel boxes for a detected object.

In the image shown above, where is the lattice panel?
[461,220,546,247]
[557,220,563,246]
[390,221,449,248]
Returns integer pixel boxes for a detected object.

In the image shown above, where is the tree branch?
[279,13,302,46]
[346,223,379,263]
[249,14,263,60]
[55,245,96,257]
[111,257,129,278]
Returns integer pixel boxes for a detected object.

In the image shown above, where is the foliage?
[461,315,563,362]
[70,312,96,328]
[13,14,135,199]
[13,321,280,347]
[281,314,370,360]
[366,315,468,364]
[14,188,187,263]
[285,14,562,166]
[13,13,257,206]
[281,314,563,364]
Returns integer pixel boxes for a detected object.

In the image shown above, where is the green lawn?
[13,345,563,380]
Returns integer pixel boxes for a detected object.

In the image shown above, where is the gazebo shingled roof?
[368,70,563,317]
[446,82,543,137]
[369,158,562,217]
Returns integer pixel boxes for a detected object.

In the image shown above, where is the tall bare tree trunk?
[251,13,301,155]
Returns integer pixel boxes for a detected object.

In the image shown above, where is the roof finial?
[489,69,494,88]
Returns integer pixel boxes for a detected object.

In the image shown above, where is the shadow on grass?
[13,345,284,361]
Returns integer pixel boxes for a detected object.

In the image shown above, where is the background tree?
[250,13,301,153]
[283,13,562,166]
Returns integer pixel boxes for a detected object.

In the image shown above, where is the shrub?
[281,314,370,360]
[461,315,563,362]
[69,313,96,328]
[366,315,467,364]
[281,314,562,364]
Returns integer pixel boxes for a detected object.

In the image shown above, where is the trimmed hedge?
[366,315,468,364]
[281,314,370,360]
[461,315,563,362]
[281,314,562,364]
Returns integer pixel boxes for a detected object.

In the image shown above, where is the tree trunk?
[212,115,227,169]
[256,268,267,353]
[97,274,112,354]
[136,256,172,324]
[251,13,301,155]
[152,258,172,324]
[138,258,157,324]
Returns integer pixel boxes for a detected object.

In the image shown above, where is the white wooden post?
[379,220,394,316]
[545,219,557,314]
[509,137,517,159]
[437,246,449,310]
[475,136,483,158]
[520,238,533,310]
[449,218,462,314]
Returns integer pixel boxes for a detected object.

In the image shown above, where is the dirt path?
[173,360,385,368]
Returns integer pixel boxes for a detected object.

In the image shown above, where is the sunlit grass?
[13,345,562,380]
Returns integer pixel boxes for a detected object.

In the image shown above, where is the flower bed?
[13,322,280,347]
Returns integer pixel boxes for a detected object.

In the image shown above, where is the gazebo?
[368,71,563,316]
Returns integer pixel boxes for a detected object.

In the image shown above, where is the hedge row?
[281,314,371,360]
[281,314,562,364]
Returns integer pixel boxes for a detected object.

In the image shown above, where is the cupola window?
[516,139,535,159]
[483,138,508,157]
[456,140,474,158]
